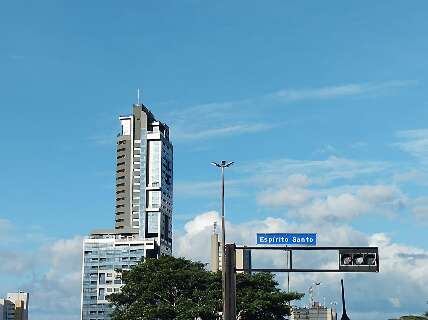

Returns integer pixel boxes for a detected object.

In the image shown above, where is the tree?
[108,256,303,320]
[389,315,428,320]
[235,272,303,320]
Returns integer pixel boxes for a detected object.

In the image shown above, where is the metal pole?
[286,247,290,293]
[224,244,236,320]
[221,166,226,320]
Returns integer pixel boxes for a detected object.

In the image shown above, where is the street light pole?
[221,165,225,276]
[211,160,234,320]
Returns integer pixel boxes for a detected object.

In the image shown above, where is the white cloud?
[44,236,83,289]
[241,156,390,187]
[257,176,406,221]
[0,232,84,320]
[257,174,314,207]
[168,98,275,142]
[271,80,416,103]
[168,80,416,143]
[413,206,428,220]
[175,212,428,319]
[393,169,427,184]
[258,186,314,208]
[357,185,406,208]
[293,185,406,221]
[173,123,274,141]
[395,129,428,163]
[293,193,369,221]
[176,156,407,223]
[411,197,428,221]
[174,211,219,263]
[0,251,36,274]
[24,236,83,320]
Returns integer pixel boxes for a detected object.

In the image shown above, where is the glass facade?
[149,140,161,186]
[147,212,159,234]
[81,238,147,320]
[138,129,147,238]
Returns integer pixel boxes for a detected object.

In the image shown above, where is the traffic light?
[339,248,379,272]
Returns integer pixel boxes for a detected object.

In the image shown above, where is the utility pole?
[224,244,236,320]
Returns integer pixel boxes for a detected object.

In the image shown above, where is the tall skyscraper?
[115,105,173,254]
[81,102,173,320]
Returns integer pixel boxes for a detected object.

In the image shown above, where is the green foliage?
[389,314,428,320]
[108,256,219,320]
[236,272,303,320]
[108,256,303,320]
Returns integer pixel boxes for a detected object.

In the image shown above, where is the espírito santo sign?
[256,233,317,246]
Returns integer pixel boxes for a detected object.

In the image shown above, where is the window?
[98,288,105,300]
[147,212,159,233]
[150,191,160,208]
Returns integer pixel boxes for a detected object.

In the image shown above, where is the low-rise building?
[81,231,157,320]
[0,292,29,320]
[291,302,336,320]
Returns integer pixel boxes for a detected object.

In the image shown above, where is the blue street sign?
[256,233,317,246]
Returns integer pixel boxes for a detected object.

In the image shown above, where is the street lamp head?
[211,161,234,168]
[225,161,234,167]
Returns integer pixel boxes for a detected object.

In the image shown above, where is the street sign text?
[256,233,317,246]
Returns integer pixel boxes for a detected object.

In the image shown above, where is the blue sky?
[2,1,428,319]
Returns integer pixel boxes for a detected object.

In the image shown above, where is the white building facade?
[291,303,336,320]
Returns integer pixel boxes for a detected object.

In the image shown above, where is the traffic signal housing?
[339,248,379,272]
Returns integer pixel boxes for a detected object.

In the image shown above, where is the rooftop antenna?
[137,88,141,105]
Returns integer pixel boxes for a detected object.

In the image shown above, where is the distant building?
[81,101,174,320]
[0,292,29,320]
[291,302,336,320]
[210,223,251,273]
